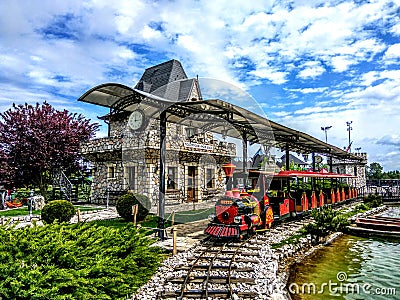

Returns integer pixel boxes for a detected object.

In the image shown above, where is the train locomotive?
[204,190,275,239]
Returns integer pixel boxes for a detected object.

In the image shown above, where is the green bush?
[363,194,382,208]
[304,207,350,238]
[0,222,165,299]
[116,193,151,222]
[41,200,75,224]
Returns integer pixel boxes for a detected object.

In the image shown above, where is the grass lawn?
[0,207,41,217]
[90,206,214,232]
[167,206,214,224]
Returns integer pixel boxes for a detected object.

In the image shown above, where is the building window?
[108,166,115,179]
[126,166,136,190]
[354,166,357,176]
[206,168,215,188]
[185,127,198,139]
[167,167,177,190]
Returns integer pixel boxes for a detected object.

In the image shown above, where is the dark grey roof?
[135,59,188,93]
[278,154,308,167]
[233,159,252,170]
[151,78,202,102]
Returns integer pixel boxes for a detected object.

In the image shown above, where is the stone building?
[332,152,368,188]
[80,60,236,204]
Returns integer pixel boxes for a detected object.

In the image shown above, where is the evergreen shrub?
[304,207,350,238]
[363,194,383,208]
[41,200,75,224]
[116,193,151,222]
[0,222,165,299]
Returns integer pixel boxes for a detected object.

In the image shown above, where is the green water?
[289,234,400,300]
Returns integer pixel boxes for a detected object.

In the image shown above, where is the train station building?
[79,59,367,205]
[80,60,236,204]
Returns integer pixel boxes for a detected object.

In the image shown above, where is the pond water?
[289,208,400,300]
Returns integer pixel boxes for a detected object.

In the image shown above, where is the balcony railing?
[81,135,236,157]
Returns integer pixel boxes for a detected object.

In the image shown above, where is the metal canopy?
[78,83,362,162]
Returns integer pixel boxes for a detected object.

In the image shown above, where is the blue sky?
[0,0,399,170]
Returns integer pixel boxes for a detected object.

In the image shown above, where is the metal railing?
[358,185,400,202]
[53,170,73,201]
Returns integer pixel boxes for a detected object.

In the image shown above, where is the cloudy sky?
[0,0,399,170]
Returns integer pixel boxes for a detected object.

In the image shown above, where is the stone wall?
[332,152,367,189]
[81,117,236,158]
[81,116,235,204]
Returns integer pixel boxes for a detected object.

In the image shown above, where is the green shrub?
[41,200,75,224]
[363,194,382,208]
[116,193,151,222]
[0,222,165,299]
[304,207,350,238]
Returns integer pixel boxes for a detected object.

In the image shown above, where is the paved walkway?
[152,219,209,252]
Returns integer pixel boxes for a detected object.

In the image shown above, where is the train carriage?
[205,169,357,239]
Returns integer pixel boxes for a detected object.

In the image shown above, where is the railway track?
[158,237,261,299]
[157,217,315,300]
[135,201,366,300]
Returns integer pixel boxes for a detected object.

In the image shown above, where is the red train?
[205,170,358,239]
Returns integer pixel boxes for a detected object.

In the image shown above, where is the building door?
[187,166,196,202]
[127,166,135,191]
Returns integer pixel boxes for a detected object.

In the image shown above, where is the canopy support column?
[285,144,290,193]
[285,144,290,170]
[312,153,316,190]
[242,133,248,174]
[158,111,167,240]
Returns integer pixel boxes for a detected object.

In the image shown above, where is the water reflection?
[289,235,400,300]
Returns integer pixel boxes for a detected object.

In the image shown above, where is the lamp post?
[346,121,353,152]
[321,126,332,143]
[355,147,361,153]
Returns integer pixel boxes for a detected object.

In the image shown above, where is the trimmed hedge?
[41,200,75,224]
[0,222,165,299]
[116,193,151,222]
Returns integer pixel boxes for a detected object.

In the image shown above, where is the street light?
[321,126,332,143]
[355,147,361,153]
[346,121,353,152]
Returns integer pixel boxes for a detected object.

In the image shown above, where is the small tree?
[116,193,151,222]
[0,102,98,198]
[41,200,76,224]
[366,162,384,179]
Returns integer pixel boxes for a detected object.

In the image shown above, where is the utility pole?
[321,126,332,143]
[346,121,353,152]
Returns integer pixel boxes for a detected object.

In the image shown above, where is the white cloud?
[384,43,400,64]
[377,135,400,146]
[390,23,400,35]
[297,62,326,79]
[249,68,289,84]
[289,87,328,94]
[0,0,399,170]
[330,56,354,72]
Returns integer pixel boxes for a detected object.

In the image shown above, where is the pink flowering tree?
[0,102,98,198]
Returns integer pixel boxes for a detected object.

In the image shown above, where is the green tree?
[366,162,383,179]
